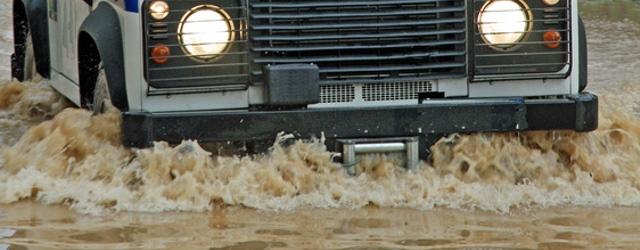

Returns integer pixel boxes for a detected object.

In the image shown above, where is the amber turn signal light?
[151,44,170,64]
[543,30,562,49]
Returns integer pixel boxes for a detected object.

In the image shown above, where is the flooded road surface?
[1,0,640,249]
[2,202,640,249]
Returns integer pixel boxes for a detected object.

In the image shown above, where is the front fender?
[78,2,129,111]
[12,0,50,79]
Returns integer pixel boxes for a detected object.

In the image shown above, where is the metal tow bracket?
[338,137,419,175]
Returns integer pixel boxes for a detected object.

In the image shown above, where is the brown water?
[1,1,640,249]
[2,202,640,249]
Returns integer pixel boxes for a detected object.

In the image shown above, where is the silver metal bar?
[339,137,420,174]
[354,143,406,154]
[405,138,419,171]
[342,141,357,176]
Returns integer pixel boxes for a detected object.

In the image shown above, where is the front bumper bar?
[122,93,598,150]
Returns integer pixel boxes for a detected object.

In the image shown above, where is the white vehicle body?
[13,0,596,162]
[38,0,582,112]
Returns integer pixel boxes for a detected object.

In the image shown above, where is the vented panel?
[250,0,467,84]
[363,81,433,101]
[320,85,355,103]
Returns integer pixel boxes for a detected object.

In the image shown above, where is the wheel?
[22,31,37,81]
[91,66,112,114]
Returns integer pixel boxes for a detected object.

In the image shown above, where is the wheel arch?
[12,0,50,80]
[78,2,129,111]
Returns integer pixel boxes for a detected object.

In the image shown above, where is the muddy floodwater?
[2,203,640,249]
[1,1,640,249]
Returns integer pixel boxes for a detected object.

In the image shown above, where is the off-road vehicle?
[12,0,597,169]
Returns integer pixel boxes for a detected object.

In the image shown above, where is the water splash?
[0,79,638,215]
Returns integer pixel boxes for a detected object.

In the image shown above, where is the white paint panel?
[50,70,81,105]
[57,0,90,83]
[469,78,571,98]
[120,10,144,111]
[141,90,249,112]
[248,85,265,105]
[438,78,468,97]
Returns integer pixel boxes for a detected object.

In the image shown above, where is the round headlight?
[542,0,560,6]
[178,5,234,62]
[149,1,169,20]
[478,0,531,49]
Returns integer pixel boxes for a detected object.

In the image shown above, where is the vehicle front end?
[125,0,597,166]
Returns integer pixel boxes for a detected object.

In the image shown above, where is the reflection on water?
[1,0,640,249]
[2,202,640,249]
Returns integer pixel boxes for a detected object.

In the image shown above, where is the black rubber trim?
[11,0,50,80]
[26,0,50,78]
[122,93,598,148]
[578,16,588,92]
[78,2,129,111]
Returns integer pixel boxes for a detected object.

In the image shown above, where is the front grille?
[249,0,467,84]
[319,81,433,103]
[320,85,355,103]
[363,81,433,101]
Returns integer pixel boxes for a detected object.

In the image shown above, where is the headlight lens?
[149,1,169,20]
[542,0,560,6]
[178,5,234,62]
[478,0,530,49]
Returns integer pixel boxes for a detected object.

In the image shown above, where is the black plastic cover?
[264,64,320,105]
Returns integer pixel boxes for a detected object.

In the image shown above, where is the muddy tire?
[22,31,37,81]
[92,67,112,114]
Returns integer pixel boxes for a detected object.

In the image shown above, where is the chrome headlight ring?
[477,0,533,51]
[177,5,235,62]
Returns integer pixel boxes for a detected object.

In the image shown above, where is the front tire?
[91,66,112,114]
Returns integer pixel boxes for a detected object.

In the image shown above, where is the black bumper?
[122,93,598,149]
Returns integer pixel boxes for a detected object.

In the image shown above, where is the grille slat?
[252,29,465,42]
[251,18,464,31]
[251,0,455,8]
[319,62,467,74]
[250,62,464,76]
[252,39,465,52]
[250,6,465,19]
[254,51,464,64]
[250,0,467,85]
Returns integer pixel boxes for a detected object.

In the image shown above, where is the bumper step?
[122,93,598,160]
